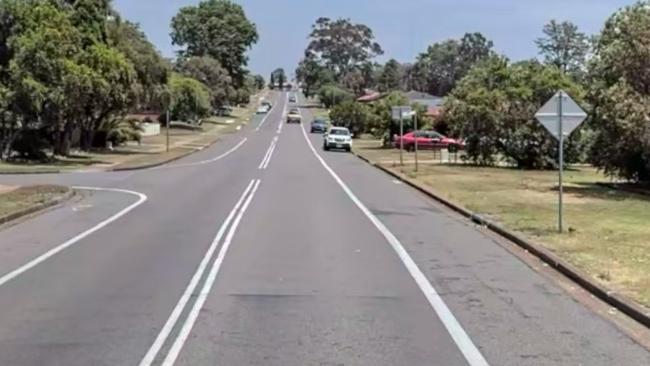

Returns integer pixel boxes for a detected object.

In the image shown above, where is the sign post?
[535,90,587,233]
[392,106,413,167]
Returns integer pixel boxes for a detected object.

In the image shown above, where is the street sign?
[535,91,587,140]
[535,90,587,233]
[392,106,413,121]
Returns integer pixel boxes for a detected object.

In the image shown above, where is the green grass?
[355,139,650,308]
[0,185,69,217]
[0,94,263,174]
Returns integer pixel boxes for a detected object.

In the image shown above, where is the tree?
[107,19,170,112]
[378,59,401,92]
[413,32,493,96]
[445,57,584,168]
[269,71,275,89]
[168,73,212,123]
[317,84,354,108]
[587,2,650,182]
[253,74,265,90]
[272,68,286,90]
[536,20,590,76]
[330,100,370,135]
[176,56,232,109]
[295,55,333,98]
[171,0,258,86]
[306,17,383,78]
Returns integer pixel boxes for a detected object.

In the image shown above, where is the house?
[402,91,444,119]
[357,90,383,103]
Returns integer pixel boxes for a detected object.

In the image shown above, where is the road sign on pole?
[535,90,587,233]
[392,106,413,167]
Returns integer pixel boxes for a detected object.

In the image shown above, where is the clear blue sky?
[113,0,634,78]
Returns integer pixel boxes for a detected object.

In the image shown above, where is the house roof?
[402,90,443,108]
[357,91,384,103]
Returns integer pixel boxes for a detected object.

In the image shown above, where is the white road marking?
[298,110,490,366]
[150,138,247,170]
[0,187,147,288]
[258,136,278,170]
[161,179,262,366]
[138,180,256,366]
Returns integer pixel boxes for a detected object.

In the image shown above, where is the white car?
[256,105,270,114]
[323,127,353,152]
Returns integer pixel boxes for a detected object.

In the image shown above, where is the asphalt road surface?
[0,91,648,366]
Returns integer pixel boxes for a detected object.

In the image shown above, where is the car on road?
[323,126,353,152]
[256,105,270,114]
[289,95,297,103]
[261,100,272,109]
[393,130,465,152]
[286,108,302,123]
[310,119,328,133]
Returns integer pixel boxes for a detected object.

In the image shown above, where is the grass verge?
[0,185,70,218]
[355,138,650,309]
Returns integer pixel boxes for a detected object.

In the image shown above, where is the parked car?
[393,130,465,151]
[216,106,233,116]
[289,95,297,103]
[261,100,272,109]
[310,119,328,133]
[323,127,353,152]
[286,108,302,123]
[257,105,270,114]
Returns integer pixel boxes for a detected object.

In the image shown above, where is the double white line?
[139,179,262,366]
[258,136,278,170]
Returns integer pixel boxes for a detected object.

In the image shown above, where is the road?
[0,91,648,366]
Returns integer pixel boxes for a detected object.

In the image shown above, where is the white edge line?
[161,179,262,366]
[298,116,490,366]
[138,180,256,366]
[0,187,148,288]
[151,138,248,171]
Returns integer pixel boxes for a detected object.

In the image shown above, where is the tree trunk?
[53,123,73,157]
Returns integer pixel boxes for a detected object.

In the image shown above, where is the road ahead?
[0,91,648,366]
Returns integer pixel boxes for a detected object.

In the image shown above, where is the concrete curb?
[0,187,75,226]
[353,151,650,329]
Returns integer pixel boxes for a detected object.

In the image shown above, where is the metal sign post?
[392,106,412,167]
[414,112,418,172]
[535,90,587,233]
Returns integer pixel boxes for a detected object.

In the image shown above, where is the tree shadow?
[551,182,650,202]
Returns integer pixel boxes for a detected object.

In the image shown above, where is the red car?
[393,131,465,151]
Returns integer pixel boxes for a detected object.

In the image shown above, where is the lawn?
[0,185,70,218]
[0,94,263,173]
[354,139,650,309]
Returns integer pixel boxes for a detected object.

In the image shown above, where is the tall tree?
[272,68,286,90]
[170,0,258,87]
[107,19,170,111]
[306,17,383,78]
[536,20,590,76]
[378,59,401,92]
[176,56,232,109]
[413,33,493,96]
[588,2,650,182]
[295,54,333,98]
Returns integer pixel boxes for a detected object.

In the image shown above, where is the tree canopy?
[306,17,383,78]
[536,20,591,77]
[171,0,258,86]
[587,2,650,182]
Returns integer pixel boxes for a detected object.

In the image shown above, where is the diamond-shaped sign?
[535,90,587,141]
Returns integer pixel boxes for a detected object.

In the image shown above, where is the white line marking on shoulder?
[299,119,490,366]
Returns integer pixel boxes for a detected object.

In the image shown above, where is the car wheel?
[345,147,351,152]
[323,144,329,151]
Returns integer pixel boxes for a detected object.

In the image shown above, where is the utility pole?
[399,111,404,166]
[166,109,170,153]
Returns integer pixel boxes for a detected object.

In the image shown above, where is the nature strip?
[0,188,75,226]
[353,151,650,329]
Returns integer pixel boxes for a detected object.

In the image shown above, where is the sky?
[113,0,635,78]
